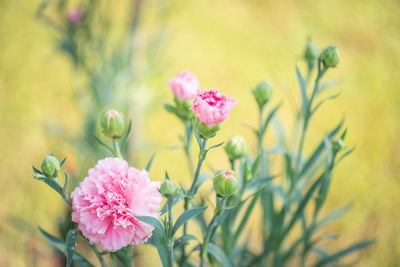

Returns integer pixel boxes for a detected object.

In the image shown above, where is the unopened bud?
[253,80,273,109]
[321,46,340,68]
[41,155,60,178]
[100,109,126,139]
[160,180,180,198]
[225,135,247,160]
[213,170,239,199]
[304,40,320,68]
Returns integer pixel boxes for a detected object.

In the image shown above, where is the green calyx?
[174,97,195,123]
[100,109,126,139]
[195,119,220,139]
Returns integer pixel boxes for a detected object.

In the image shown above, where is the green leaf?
[135,216,164,233]
[39,227,94,267]
[173,206,207,234]
[311,247,329,259]
[66,229,80,267]
[164,103,176,114]
[233,193,259,245]
[262,103,281,136]
[32,165,43,174]
[282,174,324,238]
[174,234,198,248]
[315,205,351,231]
[120,120,133,154]
[296,66,308,115]
[299,120,343,178]
[207,243,234,267]
[145,153,156,171]
[194,172,213,194]
[60,157,67,167]
[314,239,375,267]
[207,142,224,151]
[147,230,169,267]
[94,135,116,156]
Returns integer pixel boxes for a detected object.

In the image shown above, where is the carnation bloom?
[71,158,162,252]
[168,70,200,101]
[67,8,83,24]
[191,88,237,127]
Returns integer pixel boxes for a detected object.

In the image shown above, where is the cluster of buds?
[304,40,341,70]
[167,71,237,139]
[99,109,126,140]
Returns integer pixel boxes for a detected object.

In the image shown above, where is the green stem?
[188,139,208,196]
[200,198,226,267]
[184,124,195,176]
[113,141,123,159]
[167,198,174,267]
[295,67,326,173]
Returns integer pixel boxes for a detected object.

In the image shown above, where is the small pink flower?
[67,8,83,24]
[71,158,161,252]
[168,71,200,101]
[191,89,237,127]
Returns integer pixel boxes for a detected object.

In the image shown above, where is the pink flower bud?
[168,71,200,101]
[191,88,236,127]
[67,8,83,24]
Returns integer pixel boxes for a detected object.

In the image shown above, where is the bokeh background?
[1,0,399,266]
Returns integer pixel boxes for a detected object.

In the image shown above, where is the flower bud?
[213,170,239,199]
[304,40,320,68]
[321,46,340,68]
[253,80,273,109]
[195,119,221,139]
[100,109,126,139]
[41,155,60,178]
[225,135,247,160]
[160,180,180,198]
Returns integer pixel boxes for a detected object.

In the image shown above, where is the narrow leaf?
[296,66,308,114]
[174,234,198,248]
[145,153,156,171]
[207,243,234,267]
[135,216,164,233]
[66,229,80,267]
[314,240,375,267]
[39,227,94,267]
[173,206,207,234]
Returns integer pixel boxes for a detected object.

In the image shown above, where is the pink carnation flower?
[71,158,162,252]
[168,70,200,101]
[191,88,237,126]
[67,8,83,24]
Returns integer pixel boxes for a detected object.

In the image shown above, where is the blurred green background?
[1,0,399,266]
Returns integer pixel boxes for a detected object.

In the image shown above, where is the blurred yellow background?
[1,0,400,266]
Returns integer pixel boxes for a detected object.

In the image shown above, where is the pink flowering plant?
[33,41,374,267]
